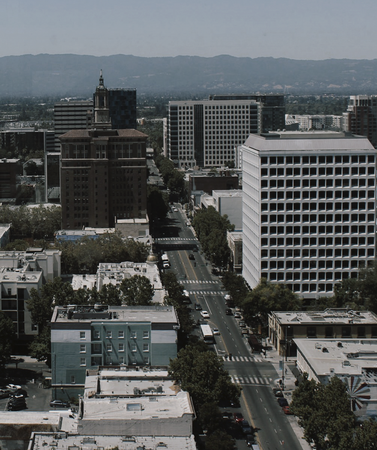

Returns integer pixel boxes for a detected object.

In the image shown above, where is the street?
[155,204,304,450]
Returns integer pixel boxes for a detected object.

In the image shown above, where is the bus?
[200,324,214,344]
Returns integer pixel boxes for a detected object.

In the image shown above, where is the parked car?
[234,312,241,319]
[194,303,202,311]
[233,412,244,424]
[225,308,233,315]
[241,328,249,335]
[6,384,21,391]
[224,294,231,301]
[189,254,195,260]
[282,405,293,415]
[200,311,210,319]
[273,388,284,398]
[50,399,70,408]
[277,398,289,407]
[213,328,220,335]
[246,434,255,447]
[240,420,252,435]
[239,321,246,327]
[222,411,232,420]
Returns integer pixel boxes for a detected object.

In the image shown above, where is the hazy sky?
[2,0,377,60]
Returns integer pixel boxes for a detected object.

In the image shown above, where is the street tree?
[291,374,355,450]
[242,278,302,327]
[205,430,235,450]
[169,345,240,408]
[29,326,52,367]
[221,272,249,306]
[120,275,154,305]
[0,311,15,366]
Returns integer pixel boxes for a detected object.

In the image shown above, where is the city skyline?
[2,0,377,61]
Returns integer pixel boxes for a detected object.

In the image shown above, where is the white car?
[200,311,210,319]
[213,328,220,335]
[183,289,189,297]
[224,294,231,301]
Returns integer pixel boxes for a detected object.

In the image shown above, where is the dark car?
[273,387,284,397]
[240,420,252,435]
[194,303,202,311]
[246,434,255,447]
[10,388,28,398]
[277,398,289,407]
[189,254,195,260]
[50,399,70,408]
[233,412,244,424]
[225,308,233,315]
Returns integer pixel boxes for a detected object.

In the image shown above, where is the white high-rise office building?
[241,131,377,299]
[166,95,285,168]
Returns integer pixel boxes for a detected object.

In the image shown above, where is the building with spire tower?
[59,72,148,234]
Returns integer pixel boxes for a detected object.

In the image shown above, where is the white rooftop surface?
[82,391,193,421]
[0,411,61,425]
[295,339,377,377]
[272,309,377,325]
[54,305,178,324]
[72,274,97,290]
[29,433,197,450]
[243,131,375,152]
[0,268,42,282]
[84,368,177,399]
[213,189,243,198]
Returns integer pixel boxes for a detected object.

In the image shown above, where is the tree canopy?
[290,374,358,450]
[0,311,16,366]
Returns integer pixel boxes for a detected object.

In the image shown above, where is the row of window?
[80,330,149,340]
[261,178,374,188]
[261,213,375,223]
[263,260,359,270]
[262,202,374,212]
[261,167,375,177]
[261,155,375,165]
[262,248,374,258]
[79,355,150,367]
[262,225,374,235]
[261,236,374,247]
[285,325,373,339]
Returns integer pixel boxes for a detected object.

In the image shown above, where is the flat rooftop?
[84,367,178,399]
[29,432,197,450]
[272,309,377,326]
[81,391,193,421]
[52,305,178,324]
[295,338,377,379]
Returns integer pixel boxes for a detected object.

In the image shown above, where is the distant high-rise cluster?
[343,95,377,148]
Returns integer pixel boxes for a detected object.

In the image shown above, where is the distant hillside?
[1,54,377,97]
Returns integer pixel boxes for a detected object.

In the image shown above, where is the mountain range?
[1,54,377,98]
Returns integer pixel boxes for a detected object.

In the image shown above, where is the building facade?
[60,128,148,229]
[51,304,179,398]
[343,95,377,148]
[269,309,377,357]
[242,131,377,298]
[166,94,285,168]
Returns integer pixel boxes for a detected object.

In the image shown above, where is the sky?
[1,0,377,61]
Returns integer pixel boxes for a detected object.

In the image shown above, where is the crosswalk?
[221,355,263,363]
[157,237,197,241]
[230,374,272,386]
[179,280,220,284]
[187,290,226,295]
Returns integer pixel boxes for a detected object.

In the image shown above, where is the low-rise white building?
[295,338,377,418]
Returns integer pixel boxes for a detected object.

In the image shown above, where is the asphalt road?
[156,204,303,450]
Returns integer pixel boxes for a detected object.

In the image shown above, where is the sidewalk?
[261,343,312,450]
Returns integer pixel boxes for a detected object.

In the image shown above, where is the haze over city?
[2,0,377,60]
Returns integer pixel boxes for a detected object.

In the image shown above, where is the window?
[357,327,366,338]
[80,331,86,340]
[144,356,150,364]
[131,331,137,339]
[143,343,149,352]
[80,344,86,353]
[325,327,333,338]
[93,330,100,340]
[119,343,124,352]
[71,376,75,384]
[307,327,317,338]
[80,358,86,366]
[342,327,352,338]
[119,356,124,364]
[143,331,149,339]
[131,343,137,352]
[118,330,124,339]
[106,343,112,352]
[106,331,112,339]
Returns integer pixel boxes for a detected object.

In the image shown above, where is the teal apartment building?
[51,304,179,400]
